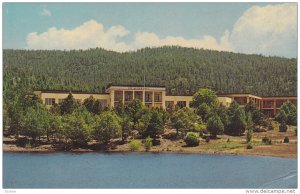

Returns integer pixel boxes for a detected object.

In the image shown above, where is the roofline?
[261,96,297,98]
[166,94,193,97]
[35,90,109,95]
[106,84,166,89]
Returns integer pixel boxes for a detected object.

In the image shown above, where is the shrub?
[279,122,288,132]
[144,136,153,151]
[262,136,272,145]
[246,129,253,143]
[284,137,289,143]
[129,140,141,151]
[246,142,253,149]
[184,132,200,147]
[205,136,210,143]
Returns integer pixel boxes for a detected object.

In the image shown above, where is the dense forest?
[3,46,297,97]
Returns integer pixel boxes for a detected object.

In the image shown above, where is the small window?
[177,101,186,108]
[45,98,56,105]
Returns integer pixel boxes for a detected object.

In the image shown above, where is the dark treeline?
[3,46,297,98]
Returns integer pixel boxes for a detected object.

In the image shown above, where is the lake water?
[3,152,297,188]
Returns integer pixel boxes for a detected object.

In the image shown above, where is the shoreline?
[3,143,297,159]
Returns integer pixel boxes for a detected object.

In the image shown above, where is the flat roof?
[106,84,165,89]
[35,90,108,95]
[261,96,297,98]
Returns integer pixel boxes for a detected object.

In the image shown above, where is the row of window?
[44,98,107,106]
[114,91,162,102]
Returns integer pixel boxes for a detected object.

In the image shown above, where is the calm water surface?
[3,152,297,188]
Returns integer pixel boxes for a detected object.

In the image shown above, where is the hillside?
[3,46,297,97]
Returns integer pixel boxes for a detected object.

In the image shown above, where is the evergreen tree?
[60,93,80,115]
[206,114,224,139]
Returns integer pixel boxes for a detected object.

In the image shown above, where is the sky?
[2,2,298,58]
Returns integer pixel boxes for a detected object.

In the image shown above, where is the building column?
[246,97,250,103]
[152,91,154,107]
[122,90,125,105]
[133,90,135,100]
[186,101,190,108]
[142,90,145,105]
[110,91,115,109]
[162,91,166,109]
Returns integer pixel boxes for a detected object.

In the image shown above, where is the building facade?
[34,85,296,117]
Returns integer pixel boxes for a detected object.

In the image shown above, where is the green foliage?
[83,96,103,115]
[144,136,153,151]
[60,93,80,115]
[124,99,146,126]
[129,140,141,151]
[279,122,288,132]
[171,107,200,136]
[61,109,92,145]
[94,111,121,144]
[245,100,264,125]
[190,88,219,108]
[226,102,246,136]
[276,101,297,126]
[190,88,219,121]
[245,112,254,143]
[205,136,210,143]
[184,132,200,147]
[275,110,288,124]
[246,142,253,149]
[245,100,257,113]
[206,114,224,139]
[262,136,272,145]
[3,48,297,99]
[120,115,133,142]
[21,106,50,142]
[142,110,165,140]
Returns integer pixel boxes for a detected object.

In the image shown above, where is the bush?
[205,136,210,143]
[246,142,253,149]
[279,122,288,132]
[246,129,253,143]
[262,136,272,145]
[284,137,289,143]
[144,136,153,151]
[184,132,200,147]
[129,140,141,151]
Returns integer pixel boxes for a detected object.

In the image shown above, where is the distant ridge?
[3,46,297,96]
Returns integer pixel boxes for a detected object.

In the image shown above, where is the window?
[177,101,186,108]
[45,98,56,105]
[154,92,161,102]
[134,91,143,101]
[114,91,123,101]
[145,92,152,102]
[125,91,133,101]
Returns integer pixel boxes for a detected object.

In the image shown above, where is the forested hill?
[3,46,297,97]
